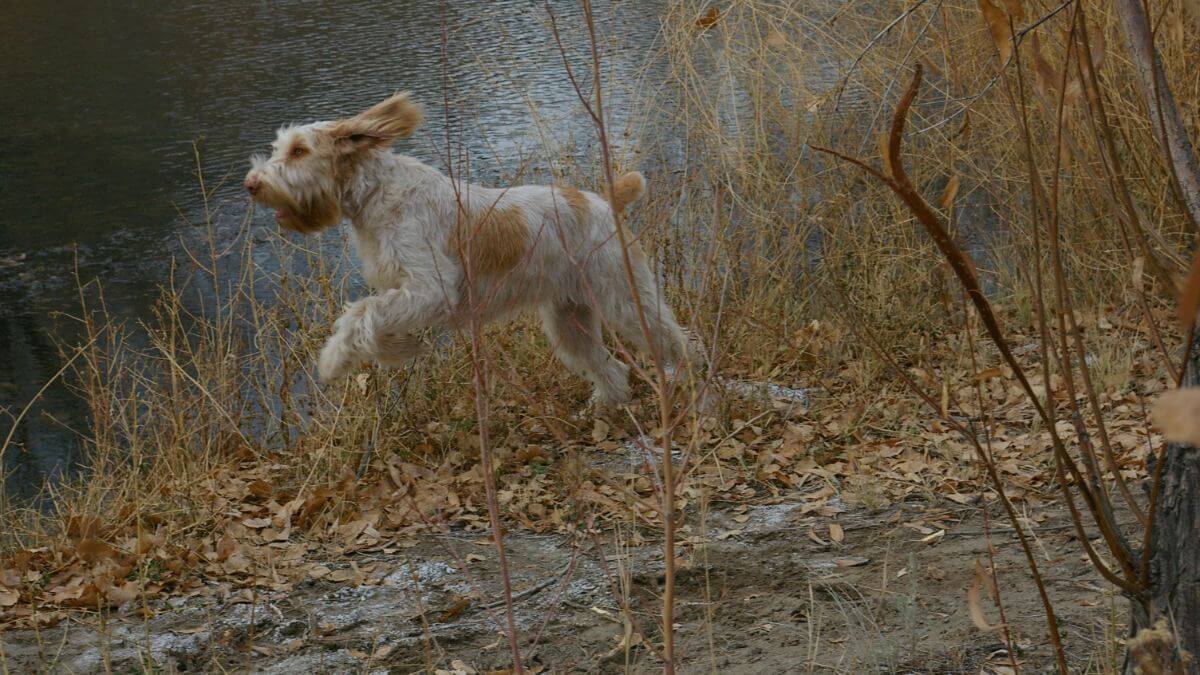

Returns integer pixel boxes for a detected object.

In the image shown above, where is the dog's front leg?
[316,297,375,383]
[317,281,455,383]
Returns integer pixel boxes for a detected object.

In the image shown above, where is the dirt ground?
[2,479,1130,674]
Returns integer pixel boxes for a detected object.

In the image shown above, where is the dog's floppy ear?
[331,92,423,154]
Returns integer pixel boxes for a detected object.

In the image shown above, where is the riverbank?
[0,296,1165,670]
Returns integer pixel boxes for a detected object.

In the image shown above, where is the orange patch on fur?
[450,205,529,277]
[330,92,423,152]
[555,186,591,226]
[609,172,646,214]
[256,179,341,234]
[294,195,342,233]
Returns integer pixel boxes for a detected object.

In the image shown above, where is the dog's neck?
[339,151,437,228]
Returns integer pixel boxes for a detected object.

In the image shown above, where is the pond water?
[0,0,668,500]
[0,0,880,503]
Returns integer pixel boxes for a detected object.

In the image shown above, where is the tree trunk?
[1113,0,1200,231]
[1127,339,1200,673]
[1111,0,1200,665]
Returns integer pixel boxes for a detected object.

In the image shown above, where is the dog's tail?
[609,171,646,215]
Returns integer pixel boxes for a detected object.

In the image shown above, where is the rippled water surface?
[1,0,869,500]
[0,0,666,498]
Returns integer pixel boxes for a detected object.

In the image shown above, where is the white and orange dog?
[244,92,693,406]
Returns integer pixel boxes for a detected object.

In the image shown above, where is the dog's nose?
[244,175,259,195]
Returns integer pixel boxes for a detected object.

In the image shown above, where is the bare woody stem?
[439,2,524,671]
[1112,0,1200,233]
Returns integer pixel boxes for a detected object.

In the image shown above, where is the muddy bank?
[3,493,1127,673]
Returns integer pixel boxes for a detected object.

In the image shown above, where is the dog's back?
[447,172,648,319]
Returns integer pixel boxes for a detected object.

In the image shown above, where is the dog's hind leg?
[602,249,711,409]
[604,252,692,367]
[540,301,631,406]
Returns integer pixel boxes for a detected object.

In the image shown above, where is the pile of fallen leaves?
[0,309,1169,628]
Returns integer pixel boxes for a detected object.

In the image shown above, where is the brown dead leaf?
[968,559,1004,632]
[328,566,361,583]
[940,175,960,210]
[223,549,251,574]
[978,0,1014,61]
[828,522,845,543]
[0,586,18,607]
[47,578,93,606]
[808,528,828,546]
[975,367,1003,382]
[1000,0,1024,21]
[515,446,545,463]
[1151,389,1200,446]
[436,597,471,623]
[66,515,103,540]
[215,534,237,562]
[695,6,721,29]
[75,538,117,563]
[104,580,141,605]
[591,419,610,443]
[1032,42,1057,104]
[247,480,272,499]
[0,568,19,589]
[299,487,333,525]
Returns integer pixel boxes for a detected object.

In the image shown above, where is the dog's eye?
[291,146,307,158]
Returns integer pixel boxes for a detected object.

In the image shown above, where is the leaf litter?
[0,309,1171,670]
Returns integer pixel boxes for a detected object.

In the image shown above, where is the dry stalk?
[438,2,523,670]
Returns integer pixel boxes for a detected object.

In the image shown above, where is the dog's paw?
[574,389,633,421]
[317,339,356,384]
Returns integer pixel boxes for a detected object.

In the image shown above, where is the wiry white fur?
[245,94,691,405]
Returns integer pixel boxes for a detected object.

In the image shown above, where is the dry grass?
[2,0,1198,671]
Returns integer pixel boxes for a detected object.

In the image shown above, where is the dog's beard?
[254,181,341,234]
[276,195,340,234]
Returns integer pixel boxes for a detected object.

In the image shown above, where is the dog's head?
[244,92,423,234]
